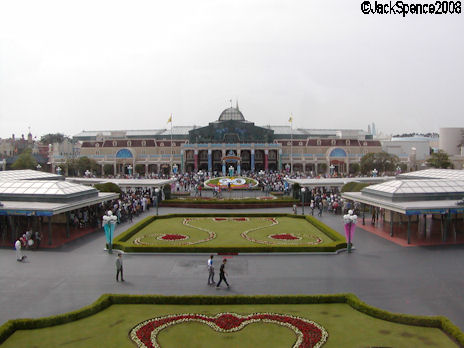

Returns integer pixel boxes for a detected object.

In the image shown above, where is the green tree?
[349,163,360,175]
[12,148,37,170]
[360,152,399,175]
[426,150,453,169]
[40,133,71,144]
[94,182,122,194]
[103,164,114,176]
[76,157,99,176]
[135,164,145,175]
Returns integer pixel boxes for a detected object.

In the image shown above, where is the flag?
[288,115,293,123]
[167,114,172,124]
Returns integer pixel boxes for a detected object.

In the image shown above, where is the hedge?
[340,182,371,193]
[1,294,462,346]
[112,213,347,253]
[161,197,298,205]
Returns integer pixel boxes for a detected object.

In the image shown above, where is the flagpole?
[170,114,173,175]
[290,114,293,174]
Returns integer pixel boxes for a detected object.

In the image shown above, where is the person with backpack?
[216,258,230,289]
[207,255,215,285]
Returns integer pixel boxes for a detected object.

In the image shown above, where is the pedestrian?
[15,239,26,261]
[216,258,230,289]
[35,231,42,249]
[207,254,215,285]
[116,252,124,282]
[318,202,323,217]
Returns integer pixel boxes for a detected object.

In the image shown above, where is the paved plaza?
[1,206,464,333]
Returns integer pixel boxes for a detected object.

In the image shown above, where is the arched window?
[329,148,347,157]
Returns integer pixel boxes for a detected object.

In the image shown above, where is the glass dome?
[218,107,245,121]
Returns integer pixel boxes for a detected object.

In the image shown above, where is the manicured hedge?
[340,182,371,193]
[112,213,347,253]
[1,294,462,346]
[161,197,298,205]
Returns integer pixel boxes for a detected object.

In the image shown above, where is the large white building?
[439,128,464,169]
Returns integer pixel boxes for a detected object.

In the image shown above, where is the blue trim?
[329,148,347,157]
[116,149,133,159]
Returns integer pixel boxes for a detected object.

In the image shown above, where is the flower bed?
[1,294,463,347]
[157,234,188,241]
[270,233,301,240]
[204,176,259,189]
[113,214,347,253]
[130,312,328,348]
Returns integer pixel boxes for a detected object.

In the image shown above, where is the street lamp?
[301,187,306,215]
[155,188,160,216]
[329,164,335,176]
[36,164,42,171]
[102,211,117,254]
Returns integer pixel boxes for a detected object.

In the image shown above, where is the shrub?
[94,182,122,194]
[340,182,371,193]
[1,294,462,345]
[112,213,346,253]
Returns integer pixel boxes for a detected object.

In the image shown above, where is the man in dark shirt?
[216,258,230,288]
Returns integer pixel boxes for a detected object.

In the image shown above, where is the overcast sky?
[0,0,463,139]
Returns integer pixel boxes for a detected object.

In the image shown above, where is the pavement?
[1,206,464,333]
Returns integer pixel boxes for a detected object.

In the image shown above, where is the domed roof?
[218,107,245,121]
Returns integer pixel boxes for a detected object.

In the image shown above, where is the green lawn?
[3,303,457,347]
[128,217,334,248]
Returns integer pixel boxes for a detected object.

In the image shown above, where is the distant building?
[439,127,464,169]
[73,106,383,175]
[382,137,431,162]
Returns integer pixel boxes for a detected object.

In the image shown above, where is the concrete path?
[1,206,464,332]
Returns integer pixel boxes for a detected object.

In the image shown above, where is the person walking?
[15,239,26,261]
[35,231,42,249]
[207,255,215,285]
[116,252,124,282]
[216,258,230,289]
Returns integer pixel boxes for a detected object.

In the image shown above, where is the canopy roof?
[362,179,464,201]
[398,169,464,180]
[287,177,394,188]
[0,180,98,203]
[66,177,176,188]
[0,169,64,181]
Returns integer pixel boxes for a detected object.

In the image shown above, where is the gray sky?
[0,0,463,139]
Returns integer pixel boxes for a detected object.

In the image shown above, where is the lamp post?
[102,211,117,254]
[343,210,358,253]
[285,163,290,173]
[36,164,42,171]
[155,188,160,216]
[329,164,335,176]
[301,187,306,215]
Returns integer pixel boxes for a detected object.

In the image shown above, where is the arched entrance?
[115,148,134,175]
[328,148,347,174]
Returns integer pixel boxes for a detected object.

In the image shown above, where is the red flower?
[131,312,328,348]
[161,234,187,240]
[270,233,300,240]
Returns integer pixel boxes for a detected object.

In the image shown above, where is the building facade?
[72,107,383,175]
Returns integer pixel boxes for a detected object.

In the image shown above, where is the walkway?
[1,206,464,336]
